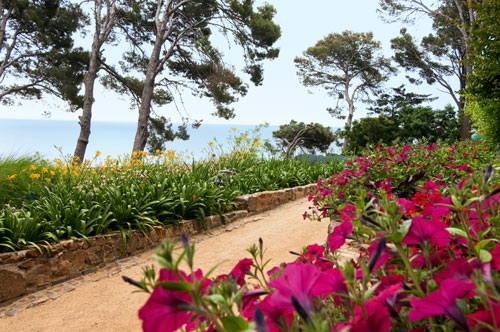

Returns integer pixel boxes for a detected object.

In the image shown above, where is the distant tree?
[466,0,500,145]
[112,0,281,153]
[379,0,477,140]
[272,120,335,158]
[345,104,460,153]
[0,0,86,108]
[294,31,394,151]
[73,0,118,163]
[368,84,437,118]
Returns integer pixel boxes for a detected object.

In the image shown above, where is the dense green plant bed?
[0,149,342,252]
[131,140,500,332]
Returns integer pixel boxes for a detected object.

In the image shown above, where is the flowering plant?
[305,141,497,222]
[132,155,500,331]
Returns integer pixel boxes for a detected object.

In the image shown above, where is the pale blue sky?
[0,1,454,128]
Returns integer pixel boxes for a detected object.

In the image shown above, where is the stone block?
[25,264,51,288]
[234,195,249,210]
[0,267,27,302]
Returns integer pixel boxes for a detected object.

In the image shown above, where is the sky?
[0,1,456,128]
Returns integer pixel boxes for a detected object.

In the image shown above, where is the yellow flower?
[41,167,48,173]
[30,173,41,179]
[164,160,170,165]
[187,156,190,159]
[255,141,261,146]
[72,171,79,176]
[30,165,37,170]
[10,174,16,180]
[45,178,51,182]
[244,135,248,139]
[95,150,102,157]
[232,127,236,131]
[50,171,55,176]
[248,152,252,155]
[209,141,214,145]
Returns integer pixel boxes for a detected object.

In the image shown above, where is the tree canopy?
[272,120,335,158]
[107,0,281,153]
[344,86,460,153]
[379,0,476,140]
[294,31,394,151]
[0,0,86,109]
[466,0,500,145]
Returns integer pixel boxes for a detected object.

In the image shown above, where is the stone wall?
[0,183,316,304]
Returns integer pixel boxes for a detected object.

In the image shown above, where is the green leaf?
[479,249,492,263]
[158,281,193,291]
[364,281,381,300]
[206,294,226,305]
[392,218,412,243]
[475,239,491,253]
[451,195,461,208]
[446,227,468,238]
[220,317,250,332]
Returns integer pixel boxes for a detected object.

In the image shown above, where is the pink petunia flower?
[267,262,339,313]
[434,258,473,285]
[409,278,476,330]
[491,241,500,271]
[468,303,500,331]
[139,269,209,332]
[351,306,392,332]
[328,220,353,251]
[402,216,451,247]
[230,258,253,286]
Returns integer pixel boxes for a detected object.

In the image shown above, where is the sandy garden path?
[0,197,355,332]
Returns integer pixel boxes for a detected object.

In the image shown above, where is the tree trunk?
[460,61,473,140]
[73,0,116,162]
[132,39,163,153]
[73,48,99,163]
[342,98,355,152]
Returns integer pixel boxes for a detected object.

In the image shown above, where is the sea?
[0,119,280,162]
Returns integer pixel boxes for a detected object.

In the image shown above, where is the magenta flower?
[402,216,451,247]
[434,258,473,285]
[409,278,476,330]
[468,303,500,331]
[267,262,338,314]
[351,306,392,332]
[355,283,401,322]
[491,241,500,271]
[366,237,393,272]
[328,220,353,251]
[258,294,293,332]
[397,198,415,214]
[230,258,253,286]
[139,269,201,332]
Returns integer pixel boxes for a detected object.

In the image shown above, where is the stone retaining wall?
[0,183,316,304]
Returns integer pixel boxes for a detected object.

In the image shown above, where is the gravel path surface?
[0,197,354,332]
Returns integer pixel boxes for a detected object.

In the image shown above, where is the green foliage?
[272,120,335,156]
[0,155,52,205]
[147,117,190,153]
[467,0,500,145]
[0,146,342,252]
[344,86,461,153]
[0,0,86,109]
